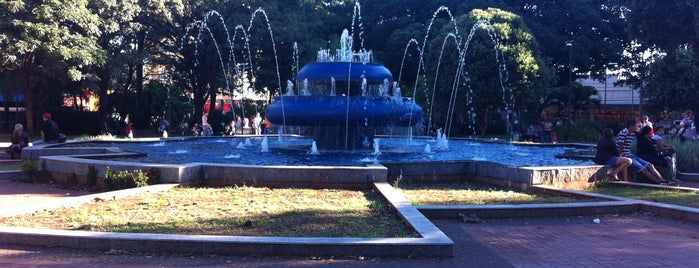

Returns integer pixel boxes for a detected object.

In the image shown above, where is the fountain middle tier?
[266,95,423,127]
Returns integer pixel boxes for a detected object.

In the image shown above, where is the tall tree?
[421,8,550,136]
[1,0,105,134]
[641,48,699,116]
[626,0,698,65]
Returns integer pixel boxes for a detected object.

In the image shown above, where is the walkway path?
[2,179,699,267]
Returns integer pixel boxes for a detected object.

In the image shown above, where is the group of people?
[673,110,696,142]
[193,112,270,137]
[5,112,64,159]
[520,119,557,143]
[595,118,680,185]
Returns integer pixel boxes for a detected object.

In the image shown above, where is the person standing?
[234,115,243,135]
[253,112,262,135]
[640,115,654,136]
[202,112,212,136]
[264,116,272,134]
[540,120,553,143]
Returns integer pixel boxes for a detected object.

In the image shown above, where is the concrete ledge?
[39,156,387,190]
[201,163,387,190]
[0,170,21,181]
[384,161,609,189]
[680,173,699,182]
[373,182,454,252]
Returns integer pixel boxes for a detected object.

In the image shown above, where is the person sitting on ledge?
[594,128,631,181]
[638,126,680,183]
[40,113,64,143]
[6,123,29,159]
[617,120,672,185]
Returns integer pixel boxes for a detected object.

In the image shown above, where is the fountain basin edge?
[24,141,609,190]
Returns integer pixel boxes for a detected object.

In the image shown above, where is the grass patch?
[587,185,699,208]
[0,162,22,171]
[395,180,595,205]
[0,186,418,238]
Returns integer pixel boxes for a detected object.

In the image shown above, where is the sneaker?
[609,174,619,181]
[668,181,678,186]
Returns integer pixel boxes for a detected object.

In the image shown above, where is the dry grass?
[0,186,418,238]
[0,162,22,171]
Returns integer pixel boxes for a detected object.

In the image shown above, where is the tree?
[421,8,550,136]
[1,0,105,134]
[626,0,698,65]
[642,49,699,116]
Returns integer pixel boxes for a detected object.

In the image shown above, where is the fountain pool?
[57,137,591,167]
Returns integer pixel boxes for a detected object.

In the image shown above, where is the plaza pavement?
[1,169,699,267]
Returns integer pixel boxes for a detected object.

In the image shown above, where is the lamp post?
[566,41,573,122]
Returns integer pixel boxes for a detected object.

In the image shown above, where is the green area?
[395,180,600,205]
[0,162,22,171]
[587,185,699,209]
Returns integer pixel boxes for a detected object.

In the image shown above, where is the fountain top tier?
[265,28,423,149]
[316,29,372,63]
[293,28,394,93]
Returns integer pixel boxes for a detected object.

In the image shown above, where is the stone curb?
[0,170,21,181]
[418,184,699,225]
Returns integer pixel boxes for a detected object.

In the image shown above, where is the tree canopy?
[0,0,693,136]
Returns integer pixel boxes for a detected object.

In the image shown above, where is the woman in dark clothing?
[594,128,632,181]
[6,123,29,159]
[636,126,668,168]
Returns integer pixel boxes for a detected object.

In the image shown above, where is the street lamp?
[566,41,573,122]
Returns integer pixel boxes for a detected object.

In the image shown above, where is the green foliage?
[665,139,699,173]
[420,8,551,136]
[104,167,159,190]
[50,108,102,136]
[626,0,698,59]
[20,161,51,183]
[206,109,229,134]
[87,165,98,187]
[67,173,78,185]
[146,167,161,185]
[555,120,605,142]
[642,49,699,115]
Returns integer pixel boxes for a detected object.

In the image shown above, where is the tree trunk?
[22,53,36,135]
[97,68,111,133]
[478,110,491,136]
[2,91,10,131]
[208,86,217,113]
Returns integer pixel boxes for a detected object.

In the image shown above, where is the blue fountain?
[265,29,423,149]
